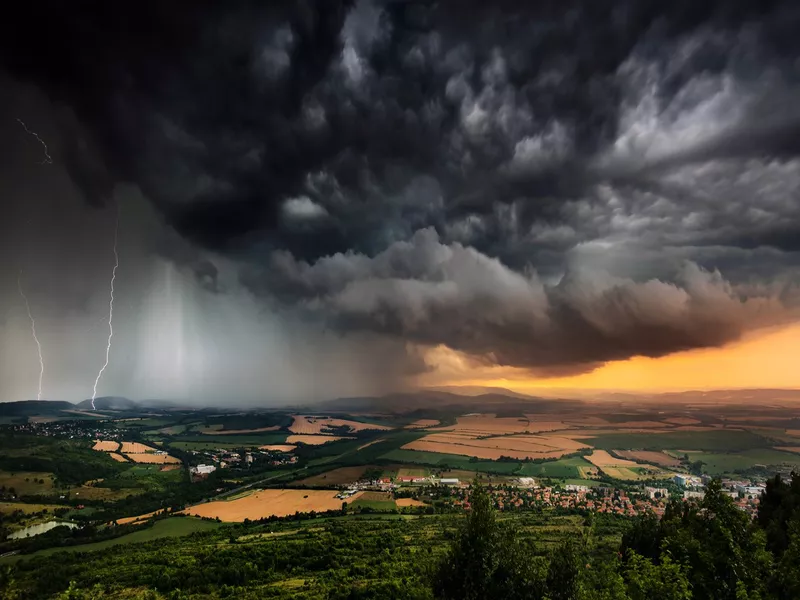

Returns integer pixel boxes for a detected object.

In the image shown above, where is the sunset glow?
[422,323,800,393]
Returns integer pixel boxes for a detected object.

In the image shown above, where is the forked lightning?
[91,206,120,409]
[16,118,53,164]
[17,272,45,401]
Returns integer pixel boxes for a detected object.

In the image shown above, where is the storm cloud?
[244,228,795,375]
[1,0,800,398]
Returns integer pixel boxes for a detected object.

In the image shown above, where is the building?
[644,487,669,499]
[736,485,765,498]
[191,464,216,476]
[565,484,589,493]
[674,474,702,487]
[683,490,705,500]
[440,478,460,486]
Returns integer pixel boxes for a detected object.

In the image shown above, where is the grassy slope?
[0,517,221,564]
[0,471,56,495]
[686,448,800,475]
[2,512,625,599]
[379,449,523,473]
[517,456,596,478]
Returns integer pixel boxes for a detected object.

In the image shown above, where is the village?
[328,473,767,518]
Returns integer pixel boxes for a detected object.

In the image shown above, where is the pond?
[7,520,79,540]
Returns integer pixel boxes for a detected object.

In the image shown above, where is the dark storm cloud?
[3,0,800,377]
[242,228,796,375]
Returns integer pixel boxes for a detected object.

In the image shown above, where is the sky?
[1,0,799,404]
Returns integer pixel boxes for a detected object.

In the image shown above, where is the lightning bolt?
[91,206,120,409]
[17,272,45,401]
[16,119,53,164]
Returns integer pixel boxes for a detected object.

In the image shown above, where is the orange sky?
[419,322,800,393]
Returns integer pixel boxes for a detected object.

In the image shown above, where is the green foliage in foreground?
[2,475,800,599]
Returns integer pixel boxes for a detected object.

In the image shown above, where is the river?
[7,521,79,540]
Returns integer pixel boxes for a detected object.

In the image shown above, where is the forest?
[0,474,798,599]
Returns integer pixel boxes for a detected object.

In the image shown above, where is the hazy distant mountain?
[76,396,138,411]
[321,387,800,414]
[0,400,75,416]
[322,390,576,414]
[425,386,539,400]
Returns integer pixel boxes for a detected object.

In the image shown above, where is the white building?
[565,484,589,493]
[736,485,765,498]
[439,478,460,485]
[191,464,216,475]
[644,487,669,499]
[674,474,702,487]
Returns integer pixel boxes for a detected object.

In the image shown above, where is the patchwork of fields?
[380,412,800,479]
[93,440,180,464]
[4,397,800,551]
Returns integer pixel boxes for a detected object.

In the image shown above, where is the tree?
[770,516,800,599]
[433,480,543,599]
[659,480,770,599]
[621,512,661,561]
[545,540,581,600]
[758,472,800,556]
[624,552,691,600]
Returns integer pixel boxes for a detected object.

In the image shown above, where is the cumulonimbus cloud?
[242,228,795,375]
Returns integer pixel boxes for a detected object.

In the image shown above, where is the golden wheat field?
[405,419,441,429]
[288,415,392,434]
[183,489,363,521]
[124,453,181,464]
[119,442,157,454]
[285,434,351,445]
[614,450,682,467]
[403,431,588,460]
[585,450,638,467]
[92,440,120,452]
[396,498,427,507]
[115,510,161,525]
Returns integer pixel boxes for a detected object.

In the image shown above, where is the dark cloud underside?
[1,0,800,387]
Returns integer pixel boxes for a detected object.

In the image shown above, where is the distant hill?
[0,400,75,416]
[76,396,139,411]
[322,390,581,415]
[321,387,800,415]
[424,385,538,399]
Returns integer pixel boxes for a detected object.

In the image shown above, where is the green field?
[0,470,56,495]
[517,456,596,479]
[0,517,221,564]
[169,432,288,446]
[379,449,522,473]
[125,417,182,429]
[102,464,185,493]
[586,429,768,451]
[350,492,397,511]
[168,440,260,451]
[685,449,800,476]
